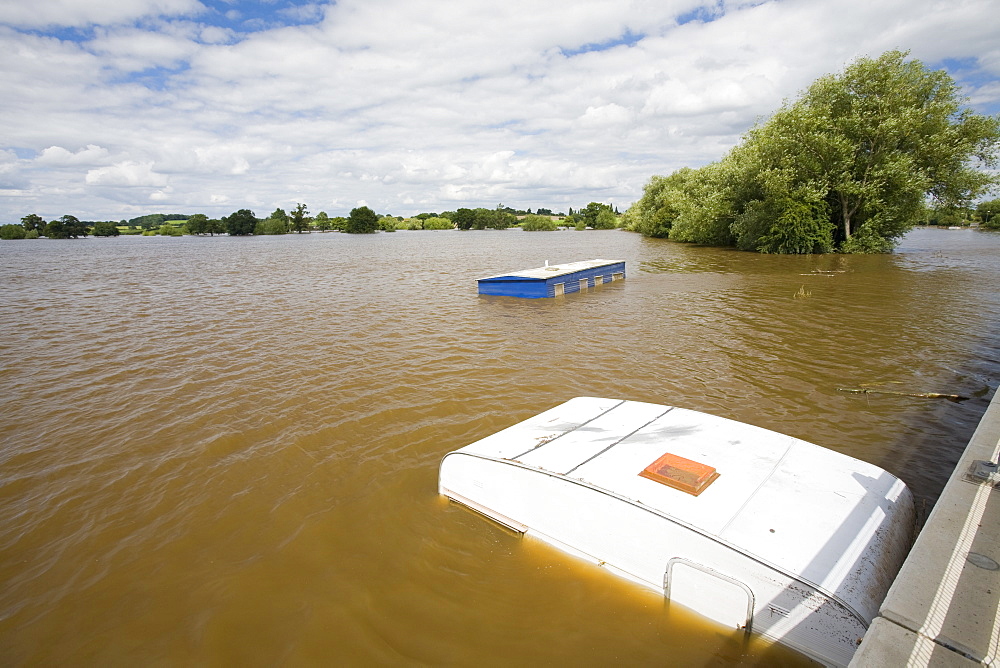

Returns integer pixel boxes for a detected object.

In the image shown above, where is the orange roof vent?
[639,452,719,496]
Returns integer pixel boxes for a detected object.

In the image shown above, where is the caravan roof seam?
[509,399,626,461]
[562,407,676,476]
[717,437,796,536]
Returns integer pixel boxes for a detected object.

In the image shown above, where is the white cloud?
[37,145,112,166]
[198,25,236,45]
[191,144,255,175]
[278,3,326,24]
[86,26,198,71]
[0,0,202,29]
[85,161,169,187]
[971,81,1000,109]
[0,149,29,190]
[580,103,632,128]
[1,0,998,221]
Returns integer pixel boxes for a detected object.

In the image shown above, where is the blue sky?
[1,0,998,222]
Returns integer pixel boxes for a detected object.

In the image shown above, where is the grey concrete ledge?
[852,389,1000,667]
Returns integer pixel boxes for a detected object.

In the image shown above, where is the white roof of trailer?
[448,397,909,594]
[479,258,623,281]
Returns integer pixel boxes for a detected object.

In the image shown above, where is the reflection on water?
[1,227,997,665]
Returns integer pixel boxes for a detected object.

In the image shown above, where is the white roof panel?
[566,406,797,534]
[479,259,623,281]
[451,397,908,580]
[517,400,671,474]
[455,397,624,461]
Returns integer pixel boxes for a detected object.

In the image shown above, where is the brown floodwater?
[1,227,998,665]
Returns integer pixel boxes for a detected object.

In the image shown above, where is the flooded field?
[1,227,998,665]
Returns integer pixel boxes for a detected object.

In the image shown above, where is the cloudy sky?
[1,0,998,222]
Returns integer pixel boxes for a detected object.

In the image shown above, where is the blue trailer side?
[478,260,625,298]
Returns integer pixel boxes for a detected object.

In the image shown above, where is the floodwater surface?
[1,227,998,665]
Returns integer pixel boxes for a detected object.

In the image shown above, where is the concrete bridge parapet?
[852,389,1000,666]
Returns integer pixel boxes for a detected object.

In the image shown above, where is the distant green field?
[113,220,187,235]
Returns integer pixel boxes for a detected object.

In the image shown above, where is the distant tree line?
[129,213,191,229]
[921,200,1000,228]
[2,201,627,240]
[0,213,91,239]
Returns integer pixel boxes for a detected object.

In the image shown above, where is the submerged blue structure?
[477,259,626,298]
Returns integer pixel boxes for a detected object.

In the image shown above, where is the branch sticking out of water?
[837,387,970,402]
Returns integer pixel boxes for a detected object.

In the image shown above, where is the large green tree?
[206,218,225,235]
[378,215,399,232]
[185,213,209,235]
[66,214,88,237]
[223,209,258,236]
[1,224,27,239]
[422,216,454,230]
[21,213,45,233]
[255,217,288,235]
[471,205,515,229]
[977,199,1000,229]
[452,208,476,230]
[44,214,88,239]
[521,214,558,231]
[626,164,736,245]
[156,223,184,237]
[594,208,618,230]
[290,203,310,233]
[92,221,120,237]
[580,202,614,228]
[261,208,290,234]
[346,206,378,233]
[313,211,332,231]
[627,51,1000,253]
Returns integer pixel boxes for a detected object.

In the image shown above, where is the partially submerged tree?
[452,208,476,230]
[422,216,454,230]
[626,51,1000,253]
[580,202,614,228]
[255,216,289,235]
[44,214,88,239]
[521,214,558,231]
[223,209,258,236]
[313,211,332,231]
[20,213,45,234]
[157,222,184,236]
[594,208,618,229]
[472,205,516,229]
[185,213,209,235]
[977,199,1000,229]
[92,221,120,237]
[346,206,378,233]
[290,203,310,233]
[1,224,27,239]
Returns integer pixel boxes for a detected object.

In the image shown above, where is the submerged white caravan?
[438,397,914,667]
